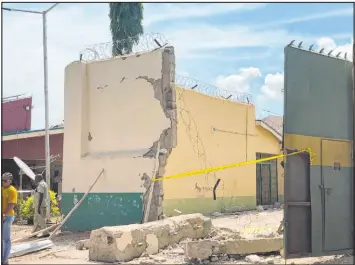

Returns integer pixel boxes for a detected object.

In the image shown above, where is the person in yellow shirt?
[2,172,18,265]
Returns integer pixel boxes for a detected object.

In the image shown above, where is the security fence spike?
[298,41,303,48]
[345,52,348,59]
[289,40,295,46]
[327,50,333,56]
[309,44,314,51]
[336,52,341,58]
[319,48,325,54]
[154,38,162,48]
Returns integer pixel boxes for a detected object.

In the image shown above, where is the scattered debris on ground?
[89,213,211,262]
[10,208,354,264]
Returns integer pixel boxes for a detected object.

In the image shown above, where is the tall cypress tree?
[109,3,144,56]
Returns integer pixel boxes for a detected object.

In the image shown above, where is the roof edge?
[2,127,64,141]
[256,120,282,142]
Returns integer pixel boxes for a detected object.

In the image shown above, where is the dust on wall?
[163,86,258,215]
[62,47,177,231]
[162,86,284,215]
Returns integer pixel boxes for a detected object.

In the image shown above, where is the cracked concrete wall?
[162,88,283,216]
[62,47,176,231]
[163,87,261,215]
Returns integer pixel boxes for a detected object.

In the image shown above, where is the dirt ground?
[10,209,353,264]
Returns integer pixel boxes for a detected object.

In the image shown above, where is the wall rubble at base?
[89,213,211,262]
[185,237,283,260]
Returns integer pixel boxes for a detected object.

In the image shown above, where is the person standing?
[32,174,50,237]
[2,172,18,265]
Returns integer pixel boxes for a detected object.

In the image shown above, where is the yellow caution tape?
[152,148,314,182]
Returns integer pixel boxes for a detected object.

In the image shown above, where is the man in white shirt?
[32,174,50,237]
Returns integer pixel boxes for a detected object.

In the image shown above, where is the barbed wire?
[80,32,169,62]
[175,88,220,188]
[175,74,252,104]
[80,33,252,104]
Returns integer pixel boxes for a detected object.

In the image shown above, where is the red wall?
[2,133,64,161]
[2,97,32,133]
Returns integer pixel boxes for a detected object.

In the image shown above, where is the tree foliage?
[109,3,144,56]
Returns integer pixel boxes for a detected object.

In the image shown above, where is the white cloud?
[143,3,266,26]
[2,3,352,129]
[316,37,353,60]
[255,72,284,119]
[317,37,337,50]
[260,73,284,100]
[177,50,272,61]
[162,22,350,60]
[256,7,352,29]
[3,4,111,129]
[166,25,313,59]
[215,67,261,93]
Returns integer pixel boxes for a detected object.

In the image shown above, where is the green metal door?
[283,43,354,258]
[256,153,278,205]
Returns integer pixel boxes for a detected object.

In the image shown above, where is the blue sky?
[3,3,353,129]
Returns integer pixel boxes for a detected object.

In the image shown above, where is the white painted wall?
[63,50,170,194]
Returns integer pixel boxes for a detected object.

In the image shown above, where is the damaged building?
[62,47,284,231]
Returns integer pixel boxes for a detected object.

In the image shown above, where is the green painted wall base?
[61,193,143,231]
[163,196,256,216]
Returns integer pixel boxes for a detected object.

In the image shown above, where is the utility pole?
[3,3,59,219]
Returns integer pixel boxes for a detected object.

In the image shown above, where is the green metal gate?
[283,43,354,258]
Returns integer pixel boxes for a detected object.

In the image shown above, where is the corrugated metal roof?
[1,126,64,137]
[262,115,283,136]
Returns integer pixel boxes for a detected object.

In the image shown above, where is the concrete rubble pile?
[185,237,283,260]
[184,225,282,260]
[88,213,212,262]
[85,212,284,263]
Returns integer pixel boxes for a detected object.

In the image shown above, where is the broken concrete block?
[171,248,184,255]
[245,254,261,263]
[256,205,264,211]
[76,239,90,250]
[152,256,166,262]
[261,257,275,264]
[219,255,229,261]
[274,202,281,208]
[185,240,218,260]
[89,213,212,262]
[185,237,283,260]
[211,212,223,217]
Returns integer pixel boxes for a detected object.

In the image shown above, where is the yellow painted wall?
[284,133,352,167]
[163,86,283,215]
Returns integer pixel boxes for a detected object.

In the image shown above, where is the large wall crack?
[139,47,177,222]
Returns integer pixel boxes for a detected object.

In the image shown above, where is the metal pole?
[42,11,51,219]
[19,170,23,201]
[352,37,354,241]
[19,169,23,222]
[3,3,60,220]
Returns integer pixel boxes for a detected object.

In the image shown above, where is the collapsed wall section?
[62,47,177,231]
